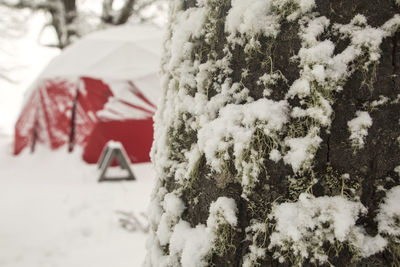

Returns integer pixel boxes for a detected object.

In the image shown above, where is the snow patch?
[377,186,400,236]
[163,192,186,218]
[169,7,207,70]
[225,0,280,38]
[283,127,322,173]
[169,221,211,267]
[156,191,185,246]
[152,197,238,267]
[269,149,282,162]
[207,197,238,228]
[370,95,389,108]
[347,111,372,149]
[269,193,386,263]
[198,98,289,173]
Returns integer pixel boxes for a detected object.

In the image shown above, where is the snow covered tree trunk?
[146,0,400,266]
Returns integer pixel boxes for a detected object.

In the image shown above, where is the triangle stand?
[97,141,136,182]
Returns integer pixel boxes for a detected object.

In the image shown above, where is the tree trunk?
[146,0,400,266]
[101,0,136,25]
[50,0,77,48]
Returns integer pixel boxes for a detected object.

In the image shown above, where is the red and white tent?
[14,24,162,164]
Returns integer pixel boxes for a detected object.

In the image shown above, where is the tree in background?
[0,0,166,84]
[0,5,29,83]
[0,0,165,49]
[146,0,400,266]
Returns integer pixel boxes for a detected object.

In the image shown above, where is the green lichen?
[269,222,363,267]
[166,112,198,162]
[212,223,238,257]
[242,126,279,169]
[321,166,363,200]
[387,236,400,267]
[272,1,300,21]
[213,144,237,186]
[288,171,316,200]
[327,240,362,266]
[286,118,316,139]
[360,60,378,93]
[183,154,207,204]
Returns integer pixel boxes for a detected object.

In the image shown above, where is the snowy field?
[0,134,155,267]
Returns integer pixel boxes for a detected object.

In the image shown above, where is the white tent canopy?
[25,24,164,105]
[14,24,164,162]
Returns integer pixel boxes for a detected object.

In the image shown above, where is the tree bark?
[146,0,400,266]
[50,0,77,48]
[101,0,136,25]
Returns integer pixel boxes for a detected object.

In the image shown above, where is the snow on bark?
[283,127,322,173]
[269,193,387,264]
[377,186,400,236]
[145,193,238,266]
[347,111,373,149]
[146,0,400,265]
[198,99,288,193]
[207,197,238,228]
[225,0,280,39]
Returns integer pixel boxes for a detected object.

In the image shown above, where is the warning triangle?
[98,141,136,182]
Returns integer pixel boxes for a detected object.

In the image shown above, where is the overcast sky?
[0,8,59,135]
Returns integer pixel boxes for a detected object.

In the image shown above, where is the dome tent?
[14,24,162,164]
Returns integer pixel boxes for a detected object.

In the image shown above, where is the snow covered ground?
[0,134,155,267]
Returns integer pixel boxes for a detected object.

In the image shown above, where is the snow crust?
[377,186,400,236]
[0,136,156,267]
[269,193,387,263]
[269,149,282,162]
[145,195,238,266]
[106,140,124,148]
[39,24,163,81]
[207,197,238,228]
[198,99,288,173]
[284,127,322,173]
[157,192,185,246]
[347,111,373,149]
[169,221,211,267]
[225,0,280,38]
[169,8,206,70]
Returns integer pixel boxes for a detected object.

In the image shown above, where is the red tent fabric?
[14,25,161,164]
[14,77,156,163]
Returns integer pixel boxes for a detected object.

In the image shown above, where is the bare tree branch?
[0,0,57,10]
[0,0,76,49]
[1,0,163,49]
[0,72,17,83]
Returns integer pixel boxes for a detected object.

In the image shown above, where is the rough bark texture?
[147,1,400,266]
